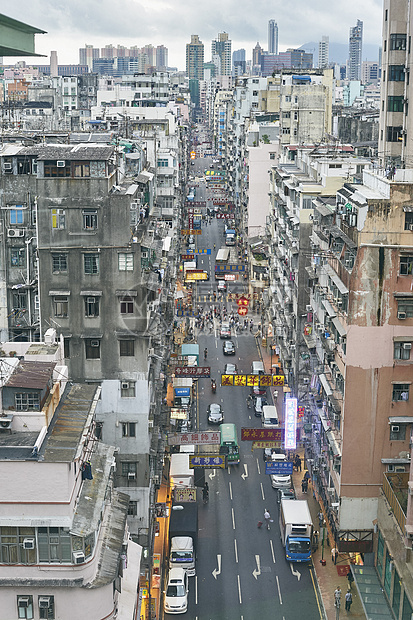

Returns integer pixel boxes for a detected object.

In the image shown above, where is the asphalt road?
[177,169,323,620]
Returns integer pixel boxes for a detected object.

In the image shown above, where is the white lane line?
[195,576,198,604]
[237,574,242,604]
[229,481,233,501]
[232,507,236,530]
[256,458,261,475]
[234,538,238,563]
[270,539,276,563]
[276,575,283,605]
[228,466,231,475]
[260,482,265,501]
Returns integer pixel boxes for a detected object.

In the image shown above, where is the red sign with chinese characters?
[236,296,249,307]
[238,306,248,316]
[241,428,283,441]
[175,366,211,377]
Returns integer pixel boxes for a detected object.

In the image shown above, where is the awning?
[80,290,102,296]
[315,203,334,217]
[319,373,333,397]
[389,416,413,424]
[324,265,349,295]
[303,333,317,349]
[322,299,336,317]
[332,317,346,338]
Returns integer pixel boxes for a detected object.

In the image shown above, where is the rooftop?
[5,360,55,390]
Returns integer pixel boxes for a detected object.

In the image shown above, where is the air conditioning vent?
[18,597,30,607]
[0,417,13,429]
[394,465,406,472]
[403,342,412,350]
[303,378,310,385]
[398,311,407,320]
[391,425,400,433]
[23,538,35,550]
[121,382,129,390]
[90,340,100,347]
[148,348,155,357]
[39,597,51,608]
[128,472,136,480]
[57,160,66,167]
[72,551,85,564]
[4,162,12,171]
[8,228,25,238]
[305,305,312,312]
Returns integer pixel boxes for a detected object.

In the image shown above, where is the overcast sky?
[5,0,383,69]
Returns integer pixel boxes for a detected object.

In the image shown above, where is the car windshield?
[288,539,311,554]
[166,584,186,597]
[210,404,221,413]
[171,552,192,560]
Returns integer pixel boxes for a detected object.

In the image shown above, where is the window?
[84,296,99,317]
[394,341,412,360]
[386,126,403,142]
[82,209,98,230]
[17,595,33,619]
[13,292,27,310]
[11,248,25,267]
[118,253,134,271]
[400,255,413,274]
[389,65,405,81]
[121,462,137,476]
[405,212,413,230]
[128,501,138,516]
[73,162,90,177]
[38,596,55,620]
[121,381,136,397]
[84,254,99,275]
[390,424,406,440]
[122,422,136,437]
[52,253,67,273]
[38,527,71,563]
[269,153,276,160]
[392,384,410,401]
[15,393,40,411]
[120,339,135,356]
[85,339,101,359]
[120,296,134,314]
[10,205,24,224]
[63,337,70,359]
[157,158,168,167]
[397,298,413,317]
[388,96,404,112]
[390,33,407,51]
[54,296,68,318]
[51,208,66,229]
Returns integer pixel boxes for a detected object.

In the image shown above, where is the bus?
[215,248,230,280]
[219,423,240,465]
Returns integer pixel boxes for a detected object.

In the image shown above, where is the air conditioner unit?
[398,311,407,320]
[57,160,66,167]
[23,538,35,550]
[128,472,136,480]
[121,382,129,390]
[391,425,400,433]
[18,597,30,607]
[8,228,25,237]
[0,417,13,429]
[148,348,155,357]
[72,551,85,564]
[39,597,51,608]
[303,378,310,385]
[90,340,100,347]
[306,305,312,312]
[403,342,412,350]
[148,420,154,429]
[4,162,12,171]
[395,465,406,472]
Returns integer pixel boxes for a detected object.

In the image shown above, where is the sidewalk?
[258,339,366,620]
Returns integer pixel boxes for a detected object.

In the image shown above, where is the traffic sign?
[241,428,283,441]
[189,455,226,469]
[265,461,294,475]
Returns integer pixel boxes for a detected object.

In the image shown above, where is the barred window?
[15,393,40,411]
[118,253,134,271]
[84,254,99,275]
[52,253,67,273]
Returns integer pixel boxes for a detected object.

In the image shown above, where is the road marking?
[260,482,265,501]
[237,575,242,604]
[234,538,238,563]
[232,507,236,529]
[309,566,324,619]
[212,555,221,579]
[229,481,233,500]
[195,575,198,604]
[252,555,261,580]
[290,563,301,581]
[241,464,248,480]
[270,539,276,563]
[276,575,283,604]
[256,458,261,475]
[209,469,216,480]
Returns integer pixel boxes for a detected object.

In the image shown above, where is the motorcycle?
[211,379,216,394]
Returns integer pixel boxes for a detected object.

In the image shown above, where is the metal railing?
[382,472,408,533]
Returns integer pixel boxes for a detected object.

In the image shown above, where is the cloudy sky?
[5,0,383,69]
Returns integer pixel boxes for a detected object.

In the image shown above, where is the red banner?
[241,428,283,441]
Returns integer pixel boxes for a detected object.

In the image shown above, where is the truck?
[225,229,236,246]
[169,502,198,576]
[170,453,194,489]
[280,499,313,563]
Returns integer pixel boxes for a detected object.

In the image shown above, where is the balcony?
[382,472,408,533]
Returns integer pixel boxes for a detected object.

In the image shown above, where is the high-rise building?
[318,35,329,69]
[156,45,168,69]
[186,35,204,80]
[211,32,232,76]
[268,20,278,55]
[252,43,263,69]
[232,49,246,76]
[50,50,58,78]
[348,19,363,80]
[79,45,99,72]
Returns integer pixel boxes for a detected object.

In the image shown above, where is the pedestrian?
[264,509,271,530]
[334,586,341,607]
[345,589,353,611]
[347,568,354,589]
[331,547,338,564]
[313,531,319,546]
[318,511,324,529]
[301,478,308,493]
[273,390,278,402]
[296,455,301,472]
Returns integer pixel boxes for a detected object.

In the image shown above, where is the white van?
[251,361,265,375]
[262,405,279,428]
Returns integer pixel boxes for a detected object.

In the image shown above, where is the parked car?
[224,363,238,375]
[253,396,268,417]
[223,340,236,355]
[220,323,231,339]
[207,403,224,424]
[277,487,296,504]
[164,568,189,615]
[217,281,227,292]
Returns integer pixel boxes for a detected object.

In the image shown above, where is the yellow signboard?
[185,272,208,281]
[221,374,285,386]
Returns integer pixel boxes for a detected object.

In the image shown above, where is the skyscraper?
[268,20,278,55]
[211,32,232,76]
[348,19,363,80]
[232,49,246,76]
[156,45,168,69]
[318,35,329,69]
[186,35,204,80]
[79,45,99,71]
